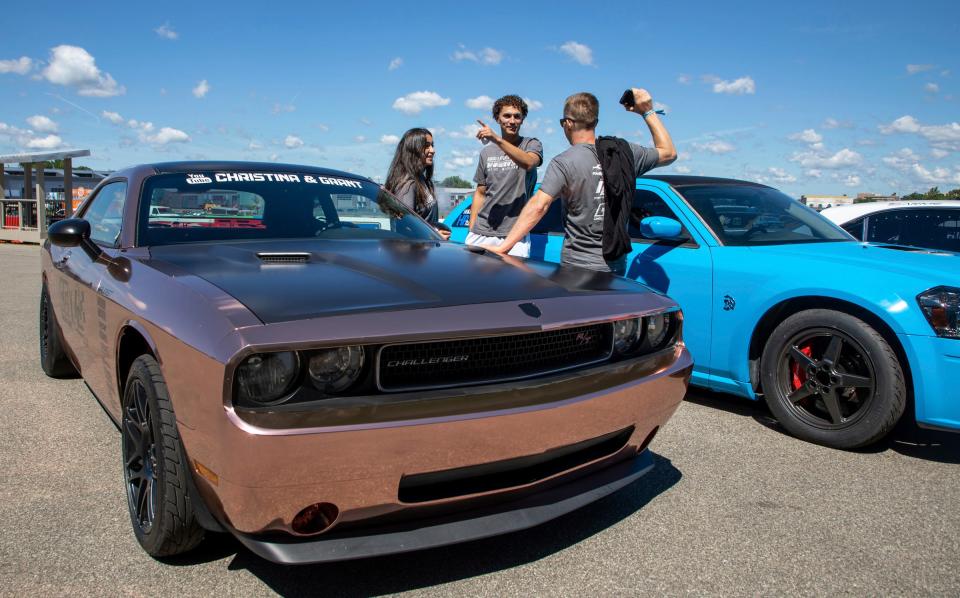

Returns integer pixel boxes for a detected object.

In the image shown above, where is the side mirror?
[48,218,102,261]
[48,218,90,247]
[640,216,683,240]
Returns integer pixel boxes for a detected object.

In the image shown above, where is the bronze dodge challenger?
[40,162,691,564]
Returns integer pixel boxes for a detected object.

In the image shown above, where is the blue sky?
[1,0,958,196]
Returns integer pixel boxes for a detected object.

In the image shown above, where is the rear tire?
[39,281,78,378]
[760,309,906,449]
[121,355,204,557]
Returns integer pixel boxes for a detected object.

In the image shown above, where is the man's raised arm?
[476,120,541,171]
[624,88,677,166]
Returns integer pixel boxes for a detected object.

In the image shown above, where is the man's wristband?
[642,109,666,118]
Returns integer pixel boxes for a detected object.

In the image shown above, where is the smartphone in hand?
[619,89,635,108]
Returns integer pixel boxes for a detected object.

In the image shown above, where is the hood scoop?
[256,251,311,264]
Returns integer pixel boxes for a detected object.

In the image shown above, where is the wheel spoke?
[789,345,816,369]
[787,385,814,403]
[125,452,143,471]
[135,477,150,522]
[822,389,845,424]
[824,335,843,365]
[123,418,142,445]
[837,372,873,389]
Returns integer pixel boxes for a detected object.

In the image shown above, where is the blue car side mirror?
[640,216,683,240]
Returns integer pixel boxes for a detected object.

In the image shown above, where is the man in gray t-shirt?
[467,95,543,257]
[491,88,677,274]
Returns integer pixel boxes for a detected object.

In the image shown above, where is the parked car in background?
[40,162,691,564]
[821,200,960,253]
[446,176,960,450]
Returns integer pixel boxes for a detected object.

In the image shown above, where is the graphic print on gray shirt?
[539,142,660,271]
[394,178,438,225]
[471,137,543,237]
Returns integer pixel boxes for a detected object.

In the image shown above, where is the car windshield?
[138,171,439,246]
[677,184,853,246]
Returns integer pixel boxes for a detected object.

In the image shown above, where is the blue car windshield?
[137,172,440,246]
[678,184,853,246]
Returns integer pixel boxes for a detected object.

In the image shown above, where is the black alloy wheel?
[38,281,78,378]
[120,355,204,557]
[775,328,876,429]
[122,377,159,534]
[761,309,906,449]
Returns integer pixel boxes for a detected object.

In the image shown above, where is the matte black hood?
[145,240,652,324]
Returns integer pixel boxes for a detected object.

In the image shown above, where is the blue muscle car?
[446,175,960,449]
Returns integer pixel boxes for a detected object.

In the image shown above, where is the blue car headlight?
[918,286,960,339]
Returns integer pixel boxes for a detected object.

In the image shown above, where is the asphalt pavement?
[2,243,958,597]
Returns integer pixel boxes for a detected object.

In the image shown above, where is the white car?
[821,200,960,253]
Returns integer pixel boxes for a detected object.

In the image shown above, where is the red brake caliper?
[790,344,814,391]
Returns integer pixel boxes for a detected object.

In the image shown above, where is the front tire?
[760,309,906,449]
[39,281,78,378]
[121,355,204,557]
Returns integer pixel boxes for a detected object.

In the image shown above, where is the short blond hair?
[563,92,599,130]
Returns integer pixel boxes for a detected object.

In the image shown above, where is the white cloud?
[380,134,400,144]
[284,134,304,148]
[127,119,154,132]
[842,174,861,187]
[465,95,494,110]
[925,82,940,93]
[789,129,823,144]
[674,165,692,174]
[354,135,366,143]
[790,148,862,168]
[692,140,736,154]
[805,169,822,178]
[145,127,189,145]
[25,134,63,150]
[911,164,960,184]
[882,147,921,171]
[768,167,797,183]
[880,115,960,149]
[41,45,124,97]
[101,110,124,124]
[449,123,482,139]
[26,115,58,133]
[272,102,296,114]
[906,64,935,75]
[0,56,33,75]
[192,79,210,98]
[822,117,854,129]
[677,74,691,85]
[712,76,756,95]
[392,90,450,114]
[559,41,594,66]
[443,149,478,170]
[155,23,178,40]
[931,148,949,159]
[388,57,403,71]
[452,45,504,65]
[524,97,543,111]
[247,140,263,150]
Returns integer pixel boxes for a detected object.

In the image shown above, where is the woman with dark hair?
[384,128,450,239]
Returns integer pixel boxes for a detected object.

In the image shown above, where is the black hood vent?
[256,252,311,264]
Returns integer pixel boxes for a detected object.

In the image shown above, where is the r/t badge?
[723,295,736,311]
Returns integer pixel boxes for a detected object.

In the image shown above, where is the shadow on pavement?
[176,452,680,595]
[684,388,960,463]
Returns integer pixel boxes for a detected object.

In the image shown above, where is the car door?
[68,180,128,390]
[623,184,714,381]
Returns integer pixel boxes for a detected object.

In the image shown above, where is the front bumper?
[178,345,691,552]
[232,449,655,564]
[899,333,960,431]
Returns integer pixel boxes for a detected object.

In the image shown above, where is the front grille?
[377,323,613,391]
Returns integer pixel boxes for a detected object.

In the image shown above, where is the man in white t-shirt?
[466,95,544,257]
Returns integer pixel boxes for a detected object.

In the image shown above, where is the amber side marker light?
[193,460,220,486]
[292,502,340,535]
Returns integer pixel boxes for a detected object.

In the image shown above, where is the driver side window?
[82,181,127,247]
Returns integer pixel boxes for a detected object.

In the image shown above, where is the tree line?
[900,187,960,201]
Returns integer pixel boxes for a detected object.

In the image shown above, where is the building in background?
[800,194,853,211]
[2,165,111,209]
[435,186,474,219]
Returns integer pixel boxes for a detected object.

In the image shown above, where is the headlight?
[308,346,365,393]
[613,317,642,354]
[235,351,300,405]
[918,286,960,339]
[639,311,678,352]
